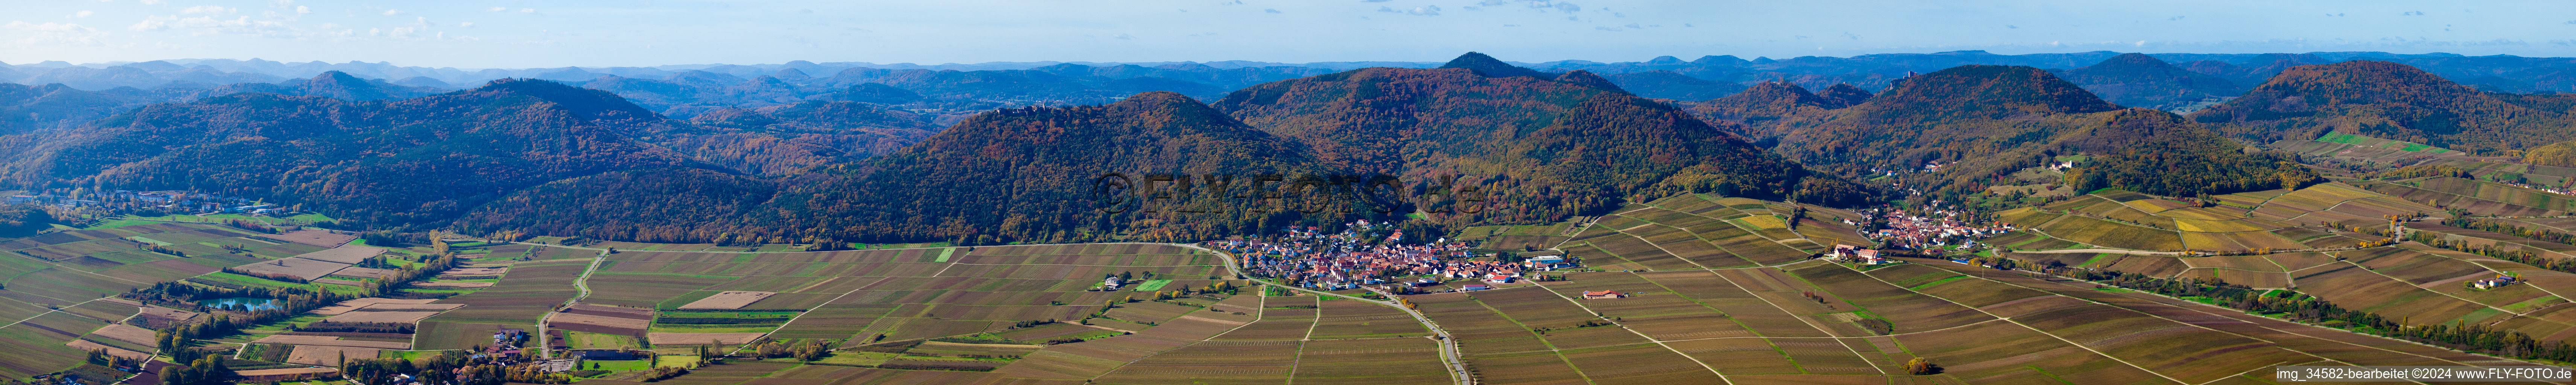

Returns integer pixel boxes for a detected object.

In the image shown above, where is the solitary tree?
[1905,357,1938,375]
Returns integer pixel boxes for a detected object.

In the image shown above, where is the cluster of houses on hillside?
[1211,220,1568,291]
[1853,206,2014,249]
[6,189,281,214]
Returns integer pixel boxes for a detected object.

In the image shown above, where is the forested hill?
[459,91,1334,244]
[1687,81,1853,141]
[1218,53,1867,225]
[1775,65,2311,202]
[458,54,1879,244]
[2055,53,2244,111]
[668,100,944,176]
[1776,64,2119,173]
[6,79,700,227]
[2189,60,2576,153]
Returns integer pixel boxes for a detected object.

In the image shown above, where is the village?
[1847,205,2015,251]
[9,189,295,216]
[1206,220,1579,294]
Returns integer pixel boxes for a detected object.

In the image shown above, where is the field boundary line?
[1852,263,2192,384]
[1648,317,2011,344]
[1524,281,1735,383]
[7,247,154,286]
[1927,260,2501,367]
[2398,244,2576,310]
[1986,264,2495,366]
[752,284,879,356]
[1577,221,1749,382]
[2334,259,2565,321]
[1458,293,1598,384]
[1083,305,1265,382]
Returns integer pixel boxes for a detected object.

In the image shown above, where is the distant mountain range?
[11,50,2576,136]
[6,51,2576,244]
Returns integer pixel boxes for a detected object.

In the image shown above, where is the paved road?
[530,248,609,359]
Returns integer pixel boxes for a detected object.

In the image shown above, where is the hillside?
[1815,83,1875,106]
[1778,65,2308,202]
[1603,70,1747,100]
[2190,60,2576,153]
[1687,81,1850,140]
[2055,53,2243,111]
[463,91,1330,244]
[4,79,697,228]
[668,100,942,176]
[1217,53,1858,226]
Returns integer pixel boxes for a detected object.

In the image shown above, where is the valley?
[13,50,2576,385]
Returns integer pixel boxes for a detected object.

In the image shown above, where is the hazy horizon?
[6,0,2574,68]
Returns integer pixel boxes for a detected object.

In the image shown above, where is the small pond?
[197,297,282,311]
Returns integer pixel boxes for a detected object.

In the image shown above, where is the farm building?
[1581,291,1625,299]
[1460,285,1490,291]
[1827,244,1890,264]
[2474,275,2517,289]
[1526,255,1569,270]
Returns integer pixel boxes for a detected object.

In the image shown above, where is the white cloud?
[382,9,402,15]
[74,11,95,18]
[1379,5,1441,16]
[297,6,309,14]
[4,21,105,45]
[459,21,473,27]
[269,0,293,7]
[139,0,161,5]
[487,6,506,12]
[520,8,536,13]
[128,14,298,37]
[180,5,233,14]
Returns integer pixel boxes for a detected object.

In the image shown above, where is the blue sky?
[5,0,2574,68]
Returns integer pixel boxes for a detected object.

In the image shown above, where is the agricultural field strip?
[1173,242,1469,385]
[8,246,157,286]
[2330,259,2574,321]
[1693,260,1878,340]
[1963,261,2519,375]
[1459,290,1602,378]
[1599,211,1894,377]
[2277,196,2382,224]
[1656,197,1795,246]
[531,251,606,359]
[1592,215,1879,380]
[1855,264,2209,385]
[1662,259,1907,378]
[1922,259,2525,382]
[1081,302,1266,382]
[1644,317,2011,344]
[507,241,952,254]
[1610,203,1816,270]
[1521,281,1737,381]
[0,297,117,330]
[727,277,888,356]
[1301,293,1323,341]
[0,247,241,332]
[947,263,1215,267]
